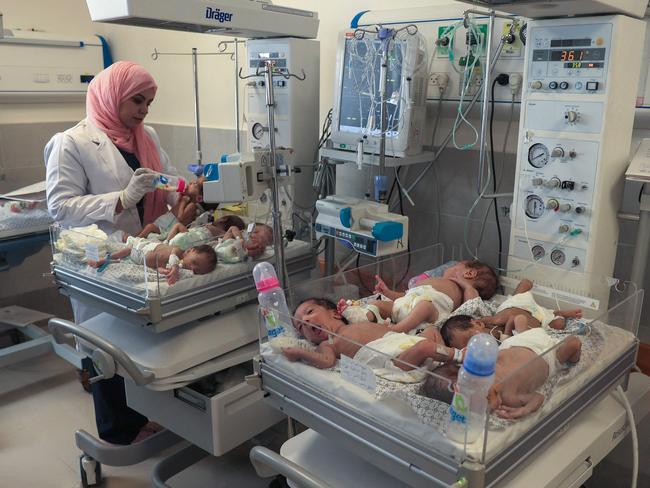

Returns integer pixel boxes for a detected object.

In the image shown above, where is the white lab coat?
[44,118,178,322]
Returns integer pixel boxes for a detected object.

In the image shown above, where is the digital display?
[550,38,592,48]
[564,62,603,69]
[549,48,606,62]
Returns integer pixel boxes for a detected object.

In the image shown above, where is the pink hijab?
[86,61,168,225]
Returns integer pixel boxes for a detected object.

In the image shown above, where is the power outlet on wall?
[459,67,483,97]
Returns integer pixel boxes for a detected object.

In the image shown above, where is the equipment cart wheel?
[79,454,102,487]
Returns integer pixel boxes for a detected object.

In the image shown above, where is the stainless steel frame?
[258,340,638,488]
[51,249,315,333]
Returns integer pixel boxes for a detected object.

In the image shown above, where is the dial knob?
[572,257,580,268]
[575,206,586,214]
[549,81,558,90]
[545,178,561,189]
[551,147,565,158]
[532,178,544,186]
[531,80,543,90]
[569,150,577,159]
[547,199,559,210]
[565,111,578,123]
[560,81,570,90]
[559,224,570,233]
[559,203,572,212]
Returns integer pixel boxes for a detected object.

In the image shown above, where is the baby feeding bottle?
[253,262,297,339]
[446,333,498,444]
[153,173,187,193]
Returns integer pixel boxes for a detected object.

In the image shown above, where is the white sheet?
[261,321,636,463]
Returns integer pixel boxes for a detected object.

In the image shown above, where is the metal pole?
[476,11,495,194]
[234,38,241,153]
[263,61,287,288]
[192,48,203,167]
[378,39,389,180]
[630,185,650,289]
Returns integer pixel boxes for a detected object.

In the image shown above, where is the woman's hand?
[120,168,157,209]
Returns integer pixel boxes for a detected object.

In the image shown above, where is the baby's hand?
[449,277,480,300]
[282,347,305,362]
[336,298,349,315]
[87,259,105,269]
[374,275,390,295]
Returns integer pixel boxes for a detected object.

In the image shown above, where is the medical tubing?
[405,36,505,194]
[616,385,638,488]
[489,77,504,270]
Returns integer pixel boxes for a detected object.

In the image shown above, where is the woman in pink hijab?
[45,61,177,444]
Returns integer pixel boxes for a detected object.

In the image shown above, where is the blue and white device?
[315,195,408,257]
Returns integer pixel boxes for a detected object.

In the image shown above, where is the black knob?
[437,37,450,47]
[549,81,558,89]
[560,81,569,90]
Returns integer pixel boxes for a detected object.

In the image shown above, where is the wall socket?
[459,66,483,97]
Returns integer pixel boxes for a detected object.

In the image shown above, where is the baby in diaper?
[137,177,206,239]
[215,222,273,262]
[282,298,468,382]
[166,215,246,250]
[340,260,498,335]
[88,236,217,285]
[482,279,582,337]
[440,314,582,419]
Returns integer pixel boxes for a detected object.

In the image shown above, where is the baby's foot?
[557,335,582,365]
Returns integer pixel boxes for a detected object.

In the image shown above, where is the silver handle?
[249,446,333,488]
[48,318,154,386]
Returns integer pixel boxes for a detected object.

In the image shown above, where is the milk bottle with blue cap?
[446,333,499,443]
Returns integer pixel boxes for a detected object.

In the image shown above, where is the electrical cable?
[615,385,638,488]
[490,76,505,270]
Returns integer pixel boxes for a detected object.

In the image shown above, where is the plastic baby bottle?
[253,262,297,339]
[446,333,499,444]
[153,173,186,193]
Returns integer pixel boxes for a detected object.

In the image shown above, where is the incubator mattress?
[261,321,636,463]
[53,239,312,298]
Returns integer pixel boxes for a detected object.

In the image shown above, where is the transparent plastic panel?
[259,243,643,473]
[50,222,315,302]
[0,199,52,238]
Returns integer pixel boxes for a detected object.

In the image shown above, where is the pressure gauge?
[252,122,265,140]
[551,249,566,266]
[528,143,550,168]
[525,195,545,219]
[531,245,545,260]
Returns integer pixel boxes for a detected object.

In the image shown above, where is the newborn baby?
[215,223,273,263]
[441,315,582,419]
[483,279,582,336]
[282,298,466,382]
[341,260,498,335]
[88,236,216,285]
[166,215,246,250]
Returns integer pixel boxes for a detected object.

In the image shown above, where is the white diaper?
[499,327,561,378]
[353,331,427,383]
[392,285,454,329]
[126,236,161,266]
[496,291,557,328]
[153,211,178,236]
[215,237,247,264]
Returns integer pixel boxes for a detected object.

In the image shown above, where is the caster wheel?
[268,475,289,488]
[79,454,102,487]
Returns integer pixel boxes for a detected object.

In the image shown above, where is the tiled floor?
[0,351,648,488]
[0,352,285,488]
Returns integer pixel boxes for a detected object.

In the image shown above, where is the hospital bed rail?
[253,244,643,488]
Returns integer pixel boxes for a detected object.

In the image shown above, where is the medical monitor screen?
[338,38,405,138]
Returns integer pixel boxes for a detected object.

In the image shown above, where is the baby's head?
[213,215,246,235]
[249,223,273,247]
[182,244,217,274]
[184,176,205,203]
[440,315,488,349]
[293,297,348,344]
[443,260,498,300]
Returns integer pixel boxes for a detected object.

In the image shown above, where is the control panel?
[527,22,611,95]
[508,15,645,301]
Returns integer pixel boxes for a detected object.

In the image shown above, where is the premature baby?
[441,314,582,419]
[282,298,468,382]
[88,237,216,285]
[339,260,498,335]
[483,279,582,336]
